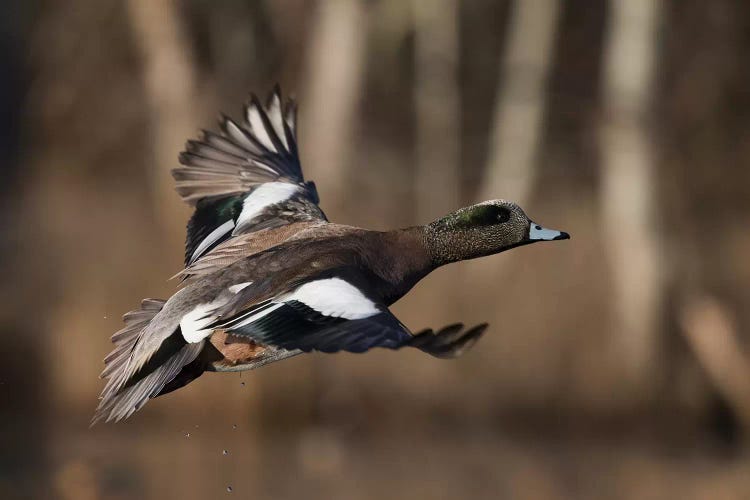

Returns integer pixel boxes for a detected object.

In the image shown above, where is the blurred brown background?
[3,0,750,498]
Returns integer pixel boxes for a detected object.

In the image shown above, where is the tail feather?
[93,298,204,425]
[92,342,204,425]
[99,299,165,380]
[154,356,208,398]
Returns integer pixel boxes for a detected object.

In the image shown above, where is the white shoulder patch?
[180,303,217,343]
[287,278,380,320]
[234,182,300,233]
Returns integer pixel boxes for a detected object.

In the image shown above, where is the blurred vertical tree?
[600,0,663,392]
[126,0,196,250]
[412,0,460,220]
[301,0,367,216]
[479,0,561,207]
[0,2,51,498]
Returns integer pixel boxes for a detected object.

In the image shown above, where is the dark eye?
[466,205,510,226]
[495,207,511,223]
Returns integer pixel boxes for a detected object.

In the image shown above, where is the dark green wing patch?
[184,195,244,265]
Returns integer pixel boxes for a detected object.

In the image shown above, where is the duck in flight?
[93,86,569,424]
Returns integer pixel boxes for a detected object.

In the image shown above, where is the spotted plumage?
[93,86,569,424]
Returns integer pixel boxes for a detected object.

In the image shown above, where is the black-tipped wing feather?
[173,86,327,266]
[409,323,488,358]
[173,91,304,204]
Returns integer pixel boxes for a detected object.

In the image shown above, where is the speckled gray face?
[425,200,569,265]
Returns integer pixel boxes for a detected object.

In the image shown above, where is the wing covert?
[213,277,413,354]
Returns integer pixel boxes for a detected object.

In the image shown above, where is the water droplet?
[240,382,245,387]
[103,316,108,320]
[232,424,237,430]
[195,425,199,429]
[222,449,229,455]
[185,433,190,438]
[227,486,233,493]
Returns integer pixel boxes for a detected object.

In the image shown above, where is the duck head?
[424,200,569,266]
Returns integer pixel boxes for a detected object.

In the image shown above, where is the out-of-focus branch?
[126,0,195,249]
[680,295,750,432]
[412,0,460,222]
[301,0,367,215]
[600,0,663,383]
[478,0,561,206]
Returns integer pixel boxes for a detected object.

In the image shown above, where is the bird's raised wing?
[172,86,326,266]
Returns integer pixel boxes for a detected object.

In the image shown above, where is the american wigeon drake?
[93,86,569,424]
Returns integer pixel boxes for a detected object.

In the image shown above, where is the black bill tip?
[553,231,570,240]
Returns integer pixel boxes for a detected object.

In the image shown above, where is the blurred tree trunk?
[600,0,663,388]
[470,0,560,298]
[126,0,195,250]
[300,0,367,217]
[0,4,51,496]
[412,0,460,221]
[680,295,750,435]
[478,0,561,206]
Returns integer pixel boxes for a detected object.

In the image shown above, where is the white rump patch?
[286,278,379,320]
[189,219,236,264]
[529,222,565,241]
[180,303,217,343]
[234,182,300,234]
